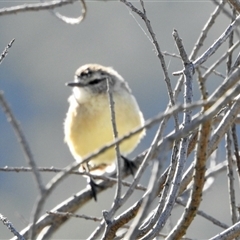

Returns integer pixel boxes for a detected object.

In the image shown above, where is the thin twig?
[190,0,227,60]
[0,39,15,64]
[163,51,226,79]
[47,211,102,222]
[0,213,25,240]
[173,14,240,76]
[0,92,46,239]
[176,198,229,229]
[202,40,240,80]
[210,221,240,240]
[43,0,87,24]
[0,166,147,191]
[100,79,123,240]
[226,131,238,224]
[194,14,240,68]
[231,124,240,180]
[107,78,122,201]
[0,92,44,193]
[0,0,77,16]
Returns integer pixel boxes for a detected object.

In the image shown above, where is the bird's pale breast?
[64,91,144,171]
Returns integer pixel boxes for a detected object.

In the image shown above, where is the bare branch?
[107,78,122,201]
[45,0,87,24]
[176,198,229,230]
[190,0,227,60]
[227,0,240,13]
[0,92,44,193]
[210,221,240,240]
[47,211,102,222]
[0,39,15,64]
[0,1,74,16]
[226,131,238,224]
[0,214,25,240]
[194,14,240,68]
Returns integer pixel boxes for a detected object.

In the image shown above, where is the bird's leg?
[121,155,137,176]
[84,162,101,201]
[87,176,99,202]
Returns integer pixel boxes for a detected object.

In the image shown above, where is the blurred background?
[0,1,239,239]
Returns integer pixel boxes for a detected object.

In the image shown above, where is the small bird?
[64,64,145,178]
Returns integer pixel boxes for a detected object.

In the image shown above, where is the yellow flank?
[64,91,145,171]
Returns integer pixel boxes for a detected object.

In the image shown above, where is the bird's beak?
[65,82,84,87]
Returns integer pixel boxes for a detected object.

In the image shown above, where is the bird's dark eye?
[81,69,92,77]
[89,79,102,85]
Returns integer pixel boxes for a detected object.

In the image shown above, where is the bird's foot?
[121,155,137,176]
